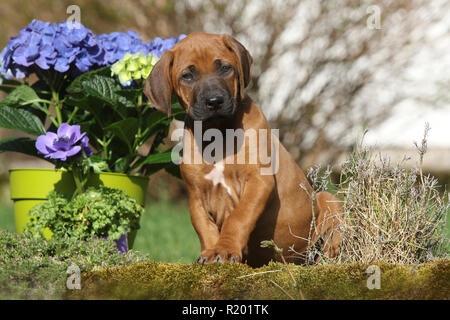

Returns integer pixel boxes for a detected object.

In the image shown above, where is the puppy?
[144,32,342,267]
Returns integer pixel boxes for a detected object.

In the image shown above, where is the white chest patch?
[204,162,232,196]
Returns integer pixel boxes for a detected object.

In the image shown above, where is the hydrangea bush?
[0,20,186,248]
[0,20,186,180]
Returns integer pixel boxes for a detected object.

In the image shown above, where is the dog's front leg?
[188,192,221,263]
[199,175,275,263]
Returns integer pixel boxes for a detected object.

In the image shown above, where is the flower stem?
[52,90,63,126]
[71,166,86,198]
[67,107,79,124]
[38,103,58,127]
[102,136,113,160]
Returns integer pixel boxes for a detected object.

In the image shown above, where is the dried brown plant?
[297,127,449,265]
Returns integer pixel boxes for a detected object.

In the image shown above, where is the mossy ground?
[68,259,450,300]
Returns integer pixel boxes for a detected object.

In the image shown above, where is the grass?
[133,200,200,264]
[0,203,15,232]
[0,199,201,264]
[0,230,149,299]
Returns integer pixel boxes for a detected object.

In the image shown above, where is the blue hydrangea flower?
[36,123,92,161]
[97,31,185,64]
[1,20,105,78]
[1,19,186,79]
[147,34,186,57]
[97,30,150,65]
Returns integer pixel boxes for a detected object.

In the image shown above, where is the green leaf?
[66,67,131,119]
[64,96,106,126]
[0,84,49,125]
[88,156,110,174]
[141,107,180,144]
[0,85,42,109]
[134,151,176,169]
[113,155,135,173]
[145,109,170,129]
[0,105,46,135]
[116,88,143,102]
[143,102,185,131]
[0,137,49,161]
[82,75,117,101]
[104,118,139,150]
[171,102,186,118]
[66,66,111,95]
[81,75,131,117]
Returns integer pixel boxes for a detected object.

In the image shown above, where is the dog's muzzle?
[190,79,235,121]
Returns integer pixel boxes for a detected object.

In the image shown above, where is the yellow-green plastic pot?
[9,168,149,248]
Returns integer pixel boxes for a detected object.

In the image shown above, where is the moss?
[67,260,450,300]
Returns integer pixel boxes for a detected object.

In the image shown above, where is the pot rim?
[9,168,149,181]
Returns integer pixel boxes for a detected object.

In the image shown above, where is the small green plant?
[0,229,148,299]
[25,186,144,241]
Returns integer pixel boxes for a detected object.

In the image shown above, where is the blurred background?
[0,0,449,262]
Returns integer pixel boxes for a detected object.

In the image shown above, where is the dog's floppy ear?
[222,34,253,100]
[144,50,174,116]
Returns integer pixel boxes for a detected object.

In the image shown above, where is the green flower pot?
[9,168,149,248]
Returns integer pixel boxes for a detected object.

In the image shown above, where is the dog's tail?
[311,191,343,258]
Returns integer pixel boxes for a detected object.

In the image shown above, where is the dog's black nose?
[205,95,224,110]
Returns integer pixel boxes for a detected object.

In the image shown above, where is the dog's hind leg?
[311,192,343,258]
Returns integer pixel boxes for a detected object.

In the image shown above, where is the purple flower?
[81,136,93,157]
[36,123,92,161]
[106,233,128,253]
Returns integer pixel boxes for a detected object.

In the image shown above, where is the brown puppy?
[144,32,342,267]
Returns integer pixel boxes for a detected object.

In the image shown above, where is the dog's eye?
[220,65,233,75]
[181,72,194,82]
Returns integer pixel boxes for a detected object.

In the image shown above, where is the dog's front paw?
[196,247,241,265]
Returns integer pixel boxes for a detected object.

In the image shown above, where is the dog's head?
[144,32,252,121]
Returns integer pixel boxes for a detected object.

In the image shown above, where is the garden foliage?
[0,230,148,299]
[25,186,144,241]
[0,19,186,176]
